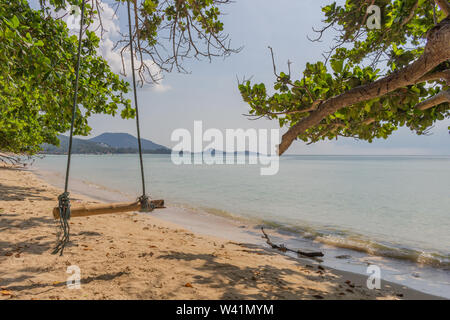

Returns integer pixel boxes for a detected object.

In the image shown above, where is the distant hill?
[41,133,170,155]
[89,132,168,151]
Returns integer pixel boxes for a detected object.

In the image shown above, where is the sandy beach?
[0,165,442,300]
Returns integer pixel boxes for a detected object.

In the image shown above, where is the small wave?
[173,203,450,269]
[255,219,450,269]
[312,234,449,269]
[80,179,130,196]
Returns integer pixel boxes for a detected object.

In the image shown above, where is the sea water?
[33,154,450,297]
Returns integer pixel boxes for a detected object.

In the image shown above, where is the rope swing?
[53,0,163,255]
[126,0,154,213]
[52,0,86,255]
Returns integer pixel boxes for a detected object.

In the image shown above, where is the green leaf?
[330,59,344,74]
[11,15,20,28]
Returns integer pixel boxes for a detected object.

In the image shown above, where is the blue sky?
[35,0,450,155]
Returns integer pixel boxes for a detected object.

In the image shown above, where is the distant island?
[180,149,262,156]
[40,133,171,155]
[40,133,262,156]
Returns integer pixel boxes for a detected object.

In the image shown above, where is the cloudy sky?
[35,0,450,155]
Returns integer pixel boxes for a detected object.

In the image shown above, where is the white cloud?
[62,0,170,93]
[90,1,120,38]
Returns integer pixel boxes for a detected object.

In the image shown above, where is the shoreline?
[0,165,445,300]
[32,165,450,299]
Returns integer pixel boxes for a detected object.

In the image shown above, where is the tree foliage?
[121,0,239,81]
[43,0,239,83]
[1,0,235,160]
[0,0,131,157]
[239,0,450,154]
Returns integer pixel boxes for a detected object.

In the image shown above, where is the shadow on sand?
[0,183,53,202]
[158,246,336,299]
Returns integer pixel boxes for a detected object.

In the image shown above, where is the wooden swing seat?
[52,200,165,219]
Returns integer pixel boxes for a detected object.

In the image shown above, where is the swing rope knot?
[52,192,71,255]
[139,194,154,212]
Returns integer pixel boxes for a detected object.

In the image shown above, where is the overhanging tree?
[0,0,236,163]
[239,0,450,155]
[0,0,131,163]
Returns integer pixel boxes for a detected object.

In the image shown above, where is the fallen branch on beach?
[0,153,36,167]
[261,227,324,259]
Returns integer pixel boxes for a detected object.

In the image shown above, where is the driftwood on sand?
[261,227,324,259]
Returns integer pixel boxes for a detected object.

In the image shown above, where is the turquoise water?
[34,154,450,269]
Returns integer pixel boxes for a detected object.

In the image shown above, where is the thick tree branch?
[415,89,450,110]
[415,69,450,83]
[360,90,450,125]
[278,17,450,155]
[435,0,450,16]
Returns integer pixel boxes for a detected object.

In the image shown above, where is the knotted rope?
[52,1,85,255]
[52,192,71,255]
[139,195,155,212]
[53,0,153,255]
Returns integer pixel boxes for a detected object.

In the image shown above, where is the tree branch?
[435,0,450,16]
[278,17,450,155]
[0,153,34,167]
[415,89,450,110]
[362,118,376,125]
[415,69,450,83]
[400,1,419,27]
[260,227,324,259]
